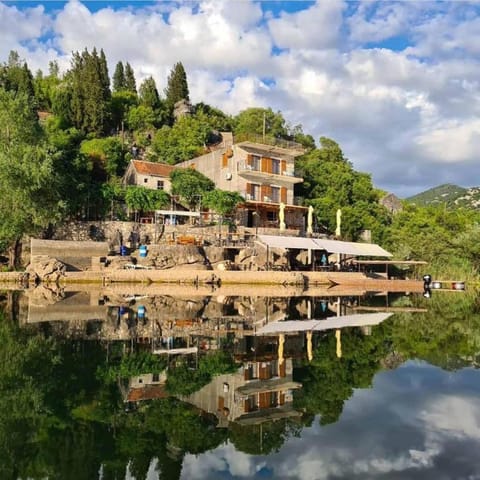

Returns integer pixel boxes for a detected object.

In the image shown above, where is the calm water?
[1,287,480,480]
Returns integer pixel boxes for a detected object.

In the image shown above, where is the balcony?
[238,163,303,184]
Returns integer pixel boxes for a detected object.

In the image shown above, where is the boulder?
[26,255,66,284]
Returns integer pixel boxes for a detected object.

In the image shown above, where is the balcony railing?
[234,133,305,153]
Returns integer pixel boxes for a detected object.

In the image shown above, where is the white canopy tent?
[257,235,392,257]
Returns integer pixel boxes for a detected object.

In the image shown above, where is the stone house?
[177,133,308,230]
[123,159,175,192]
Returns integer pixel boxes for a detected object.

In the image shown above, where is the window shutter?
[281,187,287,203]
[261,156,268,172]
[281,160,287,173]
[247,154,253,166]
[222,153,228,168]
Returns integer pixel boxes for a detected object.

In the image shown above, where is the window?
[157,180,164,190]
[152,373,160,382]
[251,184,260,200]
[144,178,148,183]
[267,211,278,222]
[252,155,261,171]
[272,159,280,175]
[271,186,280,202]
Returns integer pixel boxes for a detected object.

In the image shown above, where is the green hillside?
[406,184,480,209]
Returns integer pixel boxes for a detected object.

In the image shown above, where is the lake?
[1,287,479,479]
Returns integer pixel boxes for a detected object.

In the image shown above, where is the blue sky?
[1,0,480,197]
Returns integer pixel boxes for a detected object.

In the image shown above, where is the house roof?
[132,160,175,177]
[126,385,169,402]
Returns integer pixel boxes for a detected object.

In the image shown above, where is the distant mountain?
[407,183,480,209]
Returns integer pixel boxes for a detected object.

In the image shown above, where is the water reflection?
[1,287,479,479]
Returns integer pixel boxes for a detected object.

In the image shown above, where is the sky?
[1,0,479,198]
[131,361,480,479]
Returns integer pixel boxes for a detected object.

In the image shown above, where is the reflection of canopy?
[255,312,393,335]
[257,235,392,257]
[279,202,286,231]
[307,205,314,235]
[335,329,342,358]
[278,333,285,367]
[306,331,313,362]
[335,209,342,237]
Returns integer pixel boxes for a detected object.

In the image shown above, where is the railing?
[234,133,305,152]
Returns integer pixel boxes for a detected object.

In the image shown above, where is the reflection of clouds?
[180,363,480,479]
[182,442,264,479]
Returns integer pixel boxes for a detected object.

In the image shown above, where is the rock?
[26,255,66,284]
[106,256,135,270]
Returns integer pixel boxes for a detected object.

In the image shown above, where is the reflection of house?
[177,133,307,230]
[181,337,302,427]
[123,160,175,192]
[121,371,168,403]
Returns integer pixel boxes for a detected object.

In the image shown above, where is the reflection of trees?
[229,418,302,455]
[294,325,391,426]
[166,351,237,395]
[5,290,480,477]
[390,293,480,370]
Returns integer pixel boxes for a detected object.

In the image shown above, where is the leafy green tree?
[0,89,65,267]
[124,186,170,220]
[110,90,138,132]
[80,136,126,180]
[152,115,212,164]
[296,137,389,241]
[203,189,244,217]
[127,105,156,132]
[170,168,215,209]
[234,107,288,139]
[194,102,233,131]
[164,62,189,112]
[0,51,35,100]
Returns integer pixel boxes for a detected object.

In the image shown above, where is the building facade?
[123,160,175,192]
[177,133,308,230]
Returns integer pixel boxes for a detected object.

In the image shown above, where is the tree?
[0,89,65,267]
[139,76,161,110]
[151,115,212,164]
[124,186,169,220]
[234,107,288,139]
[124,62,136,94]
[112,61,125,92]
[68,48,111,135]
[164,62,189,112]
[80,137,126,180]
[295,136,388,241]
[170,168,214,209]
[203,189,243,217]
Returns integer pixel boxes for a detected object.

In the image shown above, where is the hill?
[407,184,480,209]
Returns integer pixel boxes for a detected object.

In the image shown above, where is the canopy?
[257,235,392,257]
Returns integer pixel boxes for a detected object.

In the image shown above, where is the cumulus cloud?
[0,0,479,196]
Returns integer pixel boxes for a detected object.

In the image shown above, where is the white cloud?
[268,1,346,50]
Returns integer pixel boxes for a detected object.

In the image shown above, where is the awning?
[257,235,392,257]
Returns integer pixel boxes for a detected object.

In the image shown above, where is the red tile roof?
[133,160,175,177]
[126,385,169,402]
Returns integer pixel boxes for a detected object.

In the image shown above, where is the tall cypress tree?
[164,62,189,110]
[139,76,160,110]
[124,62,137,94]
[112,61,125,92]
[68,48,111,135]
